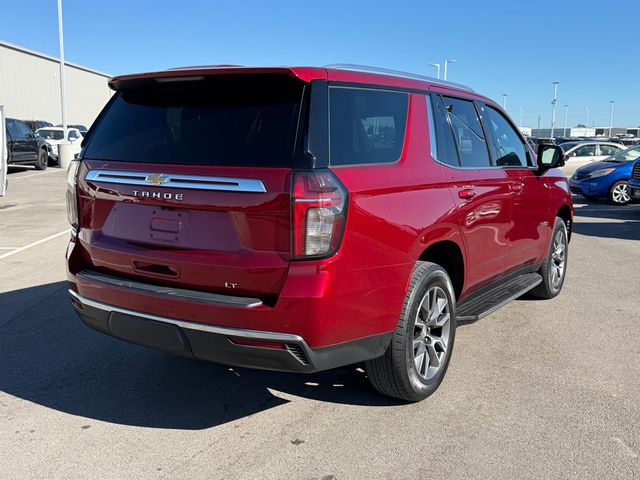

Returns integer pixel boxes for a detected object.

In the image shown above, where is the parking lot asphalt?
[0,166,639,480]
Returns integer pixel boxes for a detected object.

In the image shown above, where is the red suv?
[66,64,572,401]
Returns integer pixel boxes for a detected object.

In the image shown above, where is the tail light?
[292,170,347,259]
[66,160,80,231]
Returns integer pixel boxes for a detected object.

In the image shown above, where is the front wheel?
[609,180,631,205]
[365,262,456,402]
[530,217,568,299]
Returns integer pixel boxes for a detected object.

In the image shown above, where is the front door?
[480,103,551,271]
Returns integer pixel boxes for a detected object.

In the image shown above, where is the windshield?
[606,145,640,162]
[84,75,306,167]
[36,129,64,140]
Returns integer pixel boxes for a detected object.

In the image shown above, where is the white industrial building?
[0,40,112,128]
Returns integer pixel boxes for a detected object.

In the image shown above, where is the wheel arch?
[556,204,573,242]
[417,240,465,301]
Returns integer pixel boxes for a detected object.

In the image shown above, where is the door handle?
[458,188,477,200]
[509,181,525,193]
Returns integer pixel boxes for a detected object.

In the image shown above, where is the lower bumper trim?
[68,289,392,373]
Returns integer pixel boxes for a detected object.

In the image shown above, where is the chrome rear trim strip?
[68,289,305,343]
[85,169,267,193]
[77,269,263,308]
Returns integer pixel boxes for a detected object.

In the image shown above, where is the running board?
[456,273,543,323]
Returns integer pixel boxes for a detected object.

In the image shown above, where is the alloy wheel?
[550,230,567,289]
[611,183,630,204]
[413,286,451,380]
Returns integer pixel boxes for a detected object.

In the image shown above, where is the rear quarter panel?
[329,93,461,335]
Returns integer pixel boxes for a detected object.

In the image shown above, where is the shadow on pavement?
[572,199,640,241]
[0,282,403,431]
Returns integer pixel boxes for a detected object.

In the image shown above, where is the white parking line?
[16,168,66,179]
[0,230,70,260]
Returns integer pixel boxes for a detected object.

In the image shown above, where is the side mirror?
[537,144,565,171]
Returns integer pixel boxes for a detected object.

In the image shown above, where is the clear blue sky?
[4,0,640,128]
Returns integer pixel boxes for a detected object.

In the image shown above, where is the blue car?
[629,160,640,196]
[568,145,640,205]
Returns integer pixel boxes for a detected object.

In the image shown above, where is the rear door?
[76,74,307,299]
[430,94,511,292]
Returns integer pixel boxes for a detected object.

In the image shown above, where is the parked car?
[24,120,53,132]
[57,123,88,136]
[568,144,640,205]
[36,127,83,163]
[0,107,7,196]
[65,64,572,402]
[5,118,49,170]
[628,160,640,196]
[559,141,625,176]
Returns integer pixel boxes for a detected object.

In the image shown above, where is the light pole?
[537,115,541,135]
[443,59,455,81]
[519,107,524,128]
[57,0,67,137]
[563,105,568,137]
[608,101,615,138]
[428,63,440,79]
[502,94,507,110]
[550,81,559,138]
[585,106,590,130]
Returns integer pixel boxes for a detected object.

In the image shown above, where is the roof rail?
[323,64,474,92]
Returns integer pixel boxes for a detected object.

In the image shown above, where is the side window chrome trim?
[84,170,267,193]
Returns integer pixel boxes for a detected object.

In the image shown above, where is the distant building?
[0,40,112,128]
[531,127,630,138]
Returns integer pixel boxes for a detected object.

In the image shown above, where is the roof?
[0,40,111,78]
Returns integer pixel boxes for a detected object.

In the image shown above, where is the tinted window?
[428,95,459,166]
[15,121,32,138]
[484,106,531,167]
[442,97,490,168]
[573,145,596,157]
[84,75,305,167]
[38,129,64,140]
[69,130,80,140]
[599,144,620,156]
[329,87,408,165]
[6,120,21,139]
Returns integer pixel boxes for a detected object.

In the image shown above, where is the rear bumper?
[69,289,392,373]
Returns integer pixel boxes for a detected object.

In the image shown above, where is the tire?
[365,261,457,402]
[608,180,631,205]
[530,217,568,299]
[34,149,48,171]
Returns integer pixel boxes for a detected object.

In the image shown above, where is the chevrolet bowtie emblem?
[145,174,169,185]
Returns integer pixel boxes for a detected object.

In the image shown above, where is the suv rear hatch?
[75,73,310,300]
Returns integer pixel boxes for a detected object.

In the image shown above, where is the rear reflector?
[292,170,347,259]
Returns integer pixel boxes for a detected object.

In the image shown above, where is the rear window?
[329,87,409,166]
[84,75,305,167]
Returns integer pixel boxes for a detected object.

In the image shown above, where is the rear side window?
[483,106,531,167]
[329,87,408,166]
[427,95,460,167]
[442,97,491,168]
[599,144,620,156]
[84,75,305,167]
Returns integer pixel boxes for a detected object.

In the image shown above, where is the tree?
[576,124,586,128]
